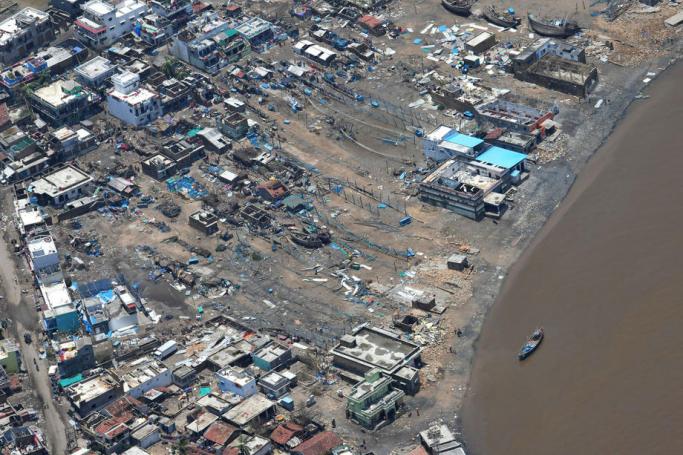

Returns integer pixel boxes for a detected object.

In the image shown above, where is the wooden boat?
[518,327,544,360]
[290,229,331,248]
[441,0,476,17]
[483,5,520,28]
[528,13,580,38]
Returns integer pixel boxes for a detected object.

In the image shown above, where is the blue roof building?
[471,146,527,194]
[475,146,527,170]
[443,130,484,149]
[423,126,485,162]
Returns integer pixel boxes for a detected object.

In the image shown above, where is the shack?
[189,210,219,235]
[465,32,496,55]
[518,55,598,97]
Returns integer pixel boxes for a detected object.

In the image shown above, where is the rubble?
[0,0,677,452]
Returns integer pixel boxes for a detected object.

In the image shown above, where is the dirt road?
[0,190,69,454]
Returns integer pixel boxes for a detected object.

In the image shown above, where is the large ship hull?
[442,0,474,17]
[528,14,580,38]
[484,7,520,28]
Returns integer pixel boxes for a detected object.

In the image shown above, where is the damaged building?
[141,154,176,180]
[28,79,96,126]
[419,154,525,220]
[189,210,219,235]
[160,139,205,168]
[170,12,249,73]
[423,126,485,163]
[512,37,586,74]
[331,325,421,393]
[216,112,249,140]
[65,371,123,418]
[515,53,598,97]
[476,98,556,134]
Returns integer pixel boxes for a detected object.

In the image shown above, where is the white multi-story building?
[29,79,96,126]
[118,357,172,398]
[0,8,54,65]
[75,56,117,88]
[107,71,161,126]
[149,0,192,30]
[75,0,147,49]
[30,164,93,206]
[216,367,257,397]
[27,235,60,275]
[170,12,230,74]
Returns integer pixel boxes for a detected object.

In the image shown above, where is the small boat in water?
[483,6,521,28]
[518,328,544,360]
[441,0,476,17]
[528,13,580,38]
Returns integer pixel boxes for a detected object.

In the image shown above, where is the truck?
[154,340,178,360]
[115,285,137,313]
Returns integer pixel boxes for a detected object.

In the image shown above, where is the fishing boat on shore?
[518,327,544,360]
[441,0,476,17]
[483,5,521,28]
[528,13,580,38]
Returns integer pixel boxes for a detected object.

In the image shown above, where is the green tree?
[173,438,188,455]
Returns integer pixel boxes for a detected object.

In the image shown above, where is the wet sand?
[463,62,683,455]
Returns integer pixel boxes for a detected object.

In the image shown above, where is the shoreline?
[458,56,683,454]
[454,52,681,445]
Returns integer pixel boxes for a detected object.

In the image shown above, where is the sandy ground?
[0,0,679,451]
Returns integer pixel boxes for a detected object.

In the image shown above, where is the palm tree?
[236,434,250,455]
[173,438,188,454]
[162,58,178,79]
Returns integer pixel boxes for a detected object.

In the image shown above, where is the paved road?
[0,191,69,454]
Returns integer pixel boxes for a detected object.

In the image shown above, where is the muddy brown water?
[463,62,683,455]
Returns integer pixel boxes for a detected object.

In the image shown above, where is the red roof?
[104,424,128,439]
[256,180,289,200]
[271,422,304,445]
[293,431,342,455]
[485,127,504,140]
[95,415,131,436]
[358,15,382,29]
[74,19,105,34]
[408,446,429,455]
[192,1,211,13]
[204,421,239,446]
[105,396,143,417]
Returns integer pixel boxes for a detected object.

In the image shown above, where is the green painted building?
[0,340,20,374]
[346,369,405,429]
[217,29,250,64]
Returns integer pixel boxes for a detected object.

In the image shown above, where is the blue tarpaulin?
[78,279,113,298]
[59,374,83,388]
[166,176,208,199]
[199,387,211,397]
[97,289,115,304]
